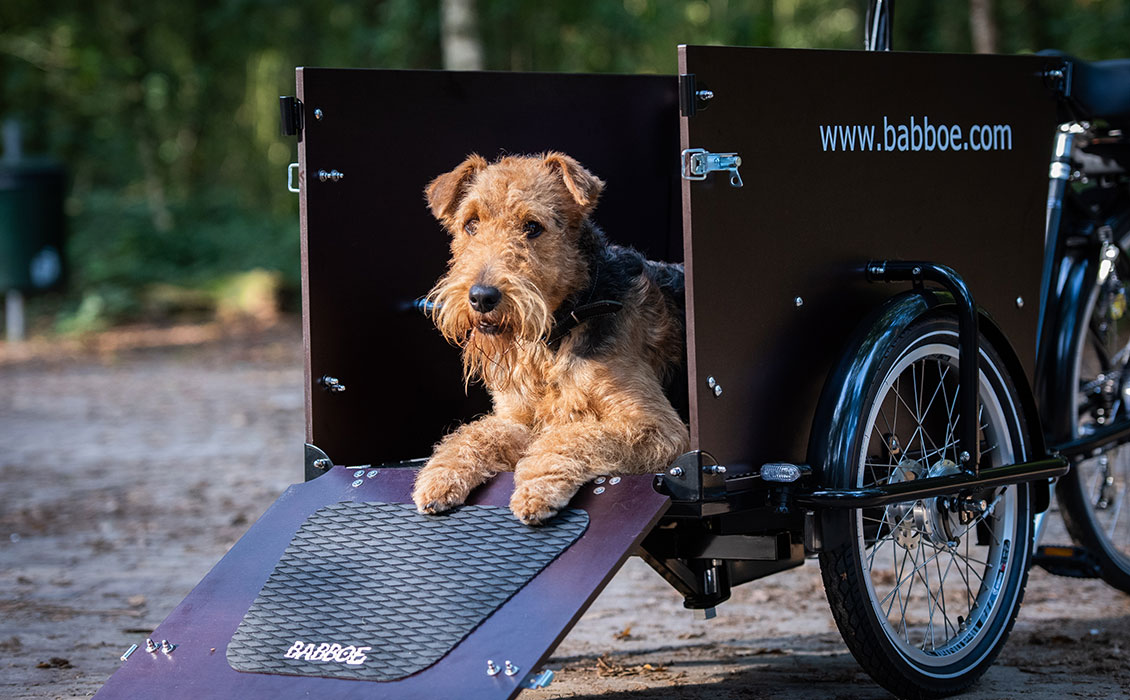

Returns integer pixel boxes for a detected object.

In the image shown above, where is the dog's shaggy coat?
[412,153,689,524]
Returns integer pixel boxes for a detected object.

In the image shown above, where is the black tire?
[1058,247,1130,593]
[819,314,1033,699]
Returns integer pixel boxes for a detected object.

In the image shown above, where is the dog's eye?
[464,218,479,236]
[523,221,544,239]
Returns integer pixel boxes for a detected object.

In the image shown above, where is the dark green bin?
[0,158,66,293]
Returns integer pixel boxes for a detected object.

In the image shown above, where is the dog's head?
[424,153,604,383]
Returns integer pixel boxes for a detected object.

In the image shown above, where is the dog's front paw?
[509,478,576,525]
[412,466,472,515]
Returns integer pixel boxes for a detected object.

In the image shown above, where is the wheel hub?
[886,458,967,549]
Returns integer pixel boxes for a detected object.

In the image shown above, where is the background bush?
[2,0,1128,330]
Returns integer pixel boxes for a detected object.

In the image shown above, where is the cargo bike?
[96,33,1130,700]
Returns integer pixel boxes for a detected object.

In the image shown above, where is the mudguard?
[807,289,1051,514]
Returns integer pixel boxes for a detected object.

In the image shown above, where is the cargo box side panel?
[679,46,1060,468]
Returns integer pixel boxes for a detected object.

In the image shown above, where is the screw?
[912,265,922,276]
[707,376,717,389]
[609,476,621,485]
[486,659,500,676]
[695,89,714,102]
[314,108,324,120]
[794,296,804,307]
[367,469,379,478]
[713,384,723,397]
[352,479,363,487]
[160,640,176,655]
[313,458,331,470]
[1016,296,1024,308]
[594,486,606,494]
[669,466,685,477]
[354,469,366,478]
[504,660,520,676]
[594,476,606,484]
[145,638,158,653]
[959,451,971,464]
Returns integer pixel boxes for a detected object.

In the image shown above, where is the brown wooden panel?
[297,69,681,466]
[680,46,1061,467]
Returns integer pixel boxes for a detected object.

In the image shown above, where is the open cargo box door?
[94,467,668,699]
[95,69,682,699]
[677,45,1060,469]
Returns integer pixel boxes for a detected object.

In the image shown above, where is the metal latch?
[681,148,743,188]
[287,163,300,193]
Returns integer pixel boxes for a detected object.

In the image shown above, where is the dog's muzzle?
[469,284,501,313]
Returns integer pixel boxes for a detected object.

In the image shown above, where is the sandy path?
[1,321,1126,699]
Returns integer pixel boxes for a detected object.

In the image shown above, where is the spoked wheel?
[820,315,1032,699]
[1059,246,1130,592]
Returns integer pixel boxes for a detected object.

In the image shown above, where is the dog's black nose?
[469,284,501,312]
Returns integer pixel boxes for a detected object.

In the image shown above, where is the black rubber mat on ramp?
[226,501,588,681]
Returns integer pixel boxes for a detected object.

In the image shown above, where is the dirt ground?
[1,319,1128,699]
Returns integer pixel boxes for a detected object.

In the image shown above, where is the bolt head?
[354,469,366,478]
[594,486,606,494]
[1015,296,1024,308]
[669,466,684,477]
[707,376,717,389]
[351,479,363,488]
[504,660,520,676]
[314,108,324,120]
[713,384,723,397]
[794,296,803,307]
[609,476,621,485]
[959,451,971,463]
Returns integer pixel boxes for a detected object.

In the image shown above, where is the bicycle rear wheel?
[1059,248,1130,593]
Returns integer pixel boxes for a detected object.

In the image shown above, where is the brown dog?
[412,153,689,524]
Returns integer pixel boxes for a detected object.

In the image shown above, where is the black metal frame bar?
[865,260,982,474]
[795,457,1067,508]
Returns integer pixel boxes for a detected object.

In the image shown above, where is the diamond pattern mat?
[226,501,588,681]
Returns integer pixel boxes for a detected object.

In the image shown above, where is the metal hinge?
[679,74,715,117]
[681,148,743,188]
[1044,60,1073,98]
[279,96,303,137]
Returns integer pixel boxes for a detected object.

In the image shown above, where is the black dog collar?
[545,300,623,349]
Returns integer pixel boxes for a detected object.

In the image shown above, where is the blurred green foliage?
[1,0,1128,329]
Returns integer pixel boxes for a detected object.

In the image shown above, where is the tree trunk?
[970,0,999,54]
[441,0,484,71]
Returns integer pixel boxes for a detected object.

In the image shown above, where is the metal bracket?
[520,669,554,689]
[681,148,743,188]
[304,443,334,482]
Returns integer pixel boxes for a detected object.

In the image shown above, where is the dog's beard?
[426,274,553,392]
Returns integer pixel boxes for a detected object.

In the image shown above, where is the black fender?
[1042,253,1097,443]
[807,289,1051,514]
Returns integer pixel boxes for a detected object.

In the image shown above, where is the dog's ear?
[543,152,605,217]
[425,154,488,225]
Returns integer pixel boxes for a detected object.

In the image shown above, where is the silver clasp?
[681,148,743,187]
[287,163,300,193]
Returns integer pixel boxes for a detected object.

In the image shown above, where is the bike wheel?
[1058,250,1130,592]
[819,315,1032,699]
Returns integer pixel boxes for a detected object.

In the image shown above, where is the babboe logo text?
[284,640,371,666]
[819,116,1014,153]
